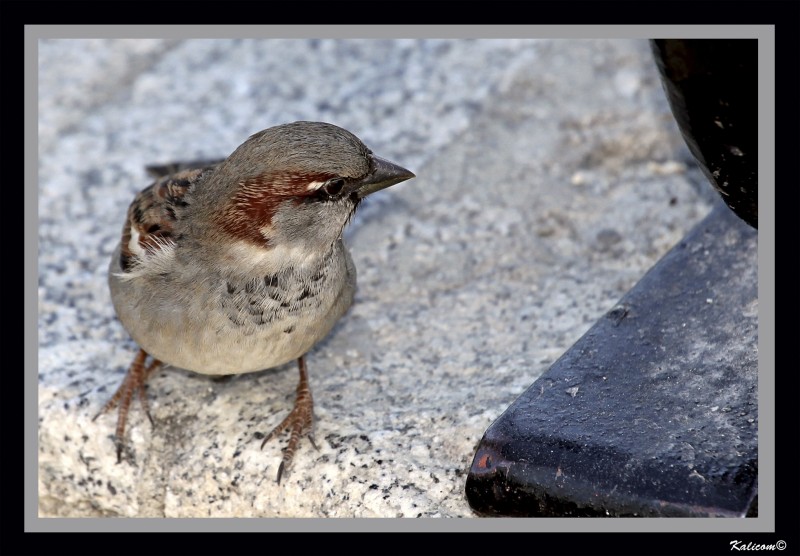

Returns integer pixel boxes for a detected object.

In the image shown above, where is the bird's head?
[190,121,415,274]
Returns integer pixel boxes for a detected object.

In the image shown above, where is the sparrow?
[94,121,415,483]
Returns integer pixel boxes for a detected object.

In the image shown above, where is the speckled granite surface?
[37,38,714,518]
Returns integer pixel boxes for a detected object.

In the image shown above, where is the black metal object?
[465,203,758,517]
[651,39,758,228]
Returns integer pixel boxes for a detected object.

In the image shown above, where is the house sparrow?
[94,121,415,482]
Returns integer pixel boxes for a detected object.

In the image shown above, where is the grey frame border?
[27,25,775,533]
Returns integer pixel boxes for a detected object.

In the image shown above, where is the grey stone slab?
[38,38,713,517]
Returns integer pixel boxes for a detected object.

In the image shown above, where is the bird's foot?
[261,356,315,484]
[93,348,161,462]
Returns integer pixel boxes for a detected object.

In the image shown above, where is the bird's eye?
[322,178,345,196]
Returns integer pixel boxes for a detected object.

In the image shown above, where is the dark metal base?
[466,203,758,517]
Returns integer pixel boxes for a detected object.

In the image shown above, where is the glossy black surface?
[651,39,758,228]
[466,204,758,517]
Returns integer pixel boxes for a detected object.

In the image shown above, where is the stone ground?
[37,38,716,518]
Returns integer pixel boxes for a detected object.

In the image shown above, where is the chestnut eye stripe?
[240,171,341,196]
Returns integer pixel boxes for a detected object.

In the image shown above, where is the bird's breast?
[110,241,356,375]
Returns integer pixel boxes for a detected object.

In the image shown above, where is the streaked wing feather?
[119,166,216,272]
[145,158,226,179]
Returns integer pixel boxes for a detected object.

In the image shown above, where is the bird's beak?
[350,155,416,199]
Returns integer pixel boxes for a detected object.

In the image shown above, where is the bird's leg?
[261,355,315,484]
[93,348,162,462]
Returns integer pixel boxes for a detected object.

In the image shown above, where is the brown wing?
[119,166,213,272]
[144,158,226,179]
